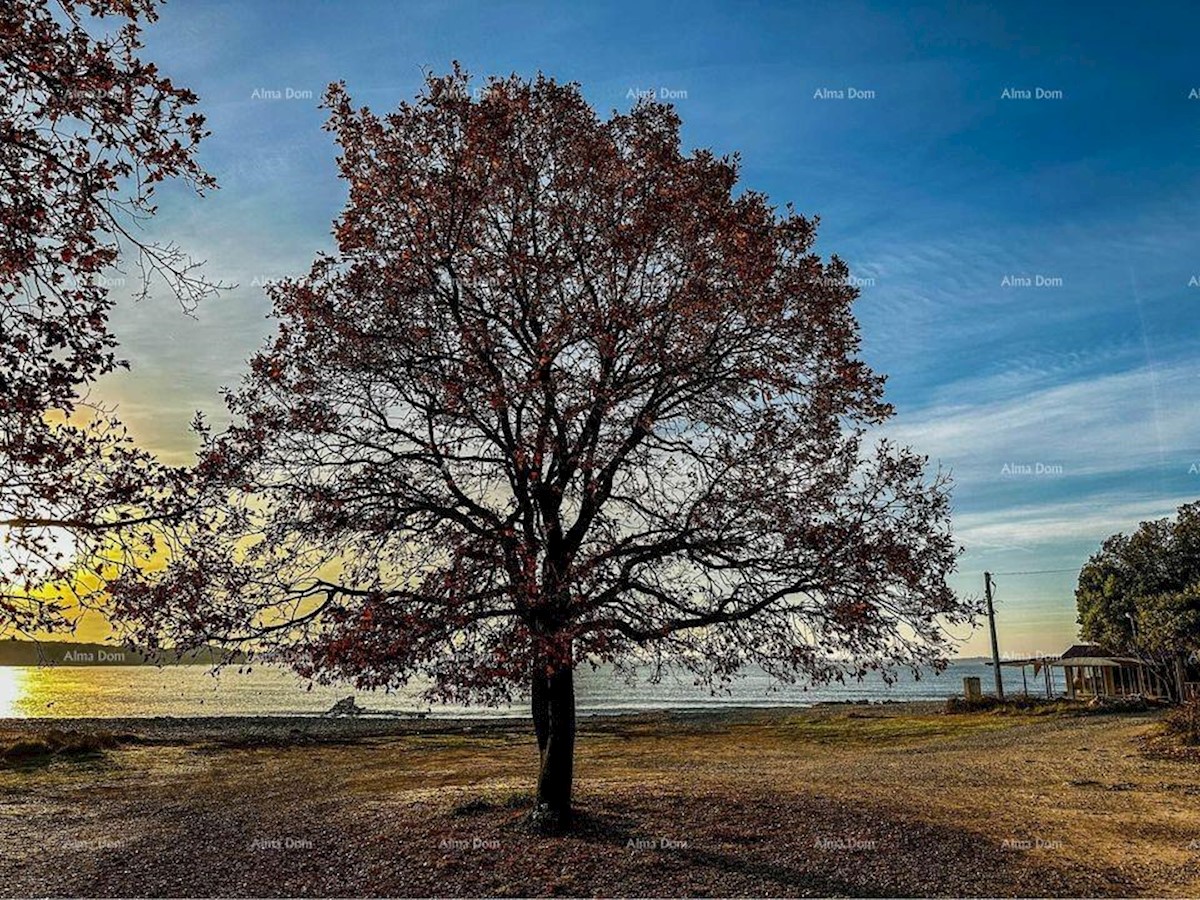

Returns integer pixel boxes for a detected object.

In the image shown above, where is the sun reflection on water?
[0,667,29,717]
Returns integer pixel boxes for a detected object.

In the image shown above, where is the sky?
[92,0,1200,657]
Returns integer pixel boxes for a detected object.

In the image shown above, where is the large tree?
[112,69,970,828]
[1077,501,1200,690]
[1,0,215,635]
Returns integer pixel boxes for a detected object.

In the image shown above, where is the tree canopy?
[111,69,972,822]
[1,0,215,635]
[1076,501,1200,658]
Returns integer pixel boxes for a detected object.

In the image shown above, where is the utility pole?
[985,572,1004,700]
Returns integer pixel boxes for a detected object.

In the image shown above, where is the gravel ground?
[1,703,1197,897]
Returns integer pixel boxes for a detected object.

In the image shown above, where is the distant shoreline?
[0,640,998,668]
[0,639,244,667]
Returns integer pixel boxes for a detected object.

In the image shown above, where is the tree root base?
[524,801,572,835]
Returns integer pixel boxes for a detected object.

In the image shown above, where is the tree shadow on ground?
[2,774,1145,897]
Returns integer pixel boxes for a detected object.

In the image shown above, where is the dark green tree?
[1076,502,1200,695]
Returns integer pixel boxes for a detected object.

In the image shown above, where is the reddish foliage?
[1,0,215,634]
[112,68,975,702]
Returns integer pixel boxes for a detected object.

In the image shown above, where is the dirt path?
[2,706,1198,896]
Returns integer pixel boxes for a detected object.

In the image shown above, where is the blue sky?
[97,0,1200,655]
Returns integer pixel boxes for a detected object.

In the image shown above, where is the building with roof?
[1049,643,1176,701]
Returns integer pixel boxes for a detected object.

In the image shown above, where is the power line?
[989,568,1078,576]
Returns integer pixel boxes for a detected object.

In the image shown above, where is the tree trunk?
[530,663,575,830]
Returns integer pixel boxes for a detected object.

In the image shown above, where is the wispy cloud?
[887,360,1199,491]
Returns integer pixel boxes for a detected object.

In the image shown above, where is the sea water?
[0,658,1064,719]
